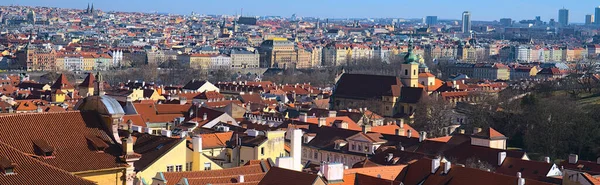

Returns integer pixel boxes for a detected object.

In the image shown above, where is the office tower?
[500,18,512,26]
[425,16,438,25]
[462,11,471,33]
[549,19,556,27]
[586,14,595,25]
[596,6,600,25]
[558,8,569,26]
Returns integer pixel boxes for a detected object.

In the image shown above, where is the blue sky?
[2,0,600,22]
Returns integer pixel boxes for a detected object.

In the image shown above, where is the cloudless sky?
[2,0,600,22]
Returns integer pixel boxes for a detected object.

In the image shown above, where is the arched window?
[413,70,416,75]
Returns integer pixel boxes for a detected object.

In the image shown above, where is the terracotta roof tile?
[162,162,268,185]
[0,111,127,172]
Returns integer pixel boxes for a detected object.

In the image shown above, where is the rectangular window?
[185,162,192,171]
[166,165,174,172]
[176,165,182,172]
[261,147,265,155]
[364,145,369,153]
[204,162,211,170]
[314,152,318,159]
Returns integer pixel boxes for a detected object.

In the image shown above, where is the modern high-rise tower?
[558,8,569,26]
[595,6,600,25]
[462,11,471,33]
[425,16,438,25]
[586,14,595,25]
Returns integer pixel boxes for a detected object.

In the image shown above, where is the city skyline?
[2,0,600,22]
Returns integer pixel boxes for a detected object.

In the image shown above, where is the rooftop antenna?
[241,8,243,17]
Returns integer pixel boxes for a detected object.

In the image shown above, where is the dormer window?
[86,135,109,153]
[33,139,54,158]
[0,156,15,175]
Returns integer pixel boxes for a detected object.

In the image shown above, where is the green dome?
[403,39,419,64]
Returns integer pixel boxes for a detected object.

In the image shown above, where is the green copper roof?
[403,39,419,64]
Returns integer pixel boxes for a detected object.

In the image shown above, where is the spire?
[90,3,94,14]
[403,38,419,64]
[87,3,90,13]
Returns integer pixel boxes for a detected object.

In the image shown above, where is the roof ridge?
[184,172,265,180]
[0,110,81,118]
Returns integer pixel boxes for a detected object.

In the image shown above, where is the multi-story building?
[209,55,231,69]
[473,63,510,80]
[595,6,600,25]
[586,14,594,25]
[462,11,471,33]
[258,38,297,68]
[559,8,569,26]
[230,49,259,69]
[22,45,57,71]
[425,16,438,25]
[62,53,84,71]
[178,54,212,70]
[82,54,95,71]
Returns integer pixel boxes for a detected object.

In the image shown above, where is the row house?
[230,49,259,69]
[473,63,510,80]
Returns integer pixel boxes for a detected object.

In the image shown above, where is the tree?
[412,95,453,137]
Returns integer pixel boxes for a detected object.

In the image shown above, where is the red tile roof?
[0,141,95,185]
[161,161,269,185]
[0,111,127,172]
[50,74,74,90]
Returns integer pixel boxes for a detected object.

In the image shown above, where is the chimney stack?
[443,161,451,174]
[328,110,337,118]
[239,175,244,183]
[299,113,307,122]
[290,129,302,171]
[544,157,550,163]
[498,151,507,166]
[362,125,371,134]
[473,127,482,134]
[431,158,441,174]
[407,130,412,138]
[203,113,208,120]
[569,154,578,164]
[322,162,344,183]
[419,131,427,142]
[517,172,525,185]
[318,117,326,127]
[193,135,203,153]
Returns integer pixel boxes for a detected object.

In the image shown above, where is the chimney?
[407,130,412,138]
[290,129,302,171]
[180,97,187,105]
[328,110,337,118]
[299,112,307,122]
[203,113,207,120]
[544,157,550,163]
[517,172,525,185]
[498,151,507,166]
[459,129,465,134]
[568,154,578,164]
[362,125,371,134]
[397,119,404,128]
[161,129,172,137]
[443,161,451,174]
[192,135,202,152]
[322,162,344,182]
[121,136,134,155]
[431,158,441,174]
[395,129,402,136]
[318,117,326,127]
[419,131,427,142]
[238,175,244,183]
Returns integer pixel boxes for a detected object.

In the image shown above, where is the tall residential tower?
[462,11,471,33]
[558,8,569,26]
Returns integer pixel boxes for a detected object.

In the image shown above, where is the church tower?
[400,39,419,87]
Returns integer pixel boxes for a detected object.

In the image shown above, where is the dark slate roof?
[398,87,426,103]
[258,167,322,185]
[334,73,401,100]
[132,132,184,172]
[182,80,209,90]
[240,135,268,147]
